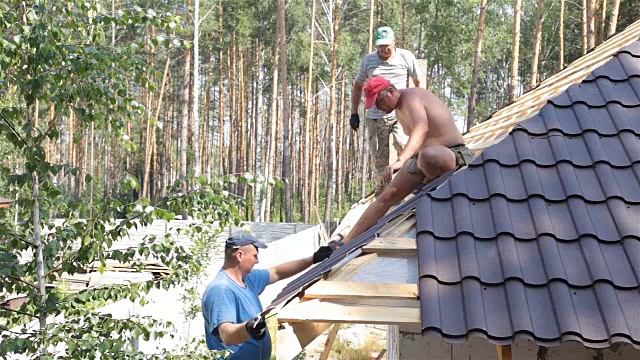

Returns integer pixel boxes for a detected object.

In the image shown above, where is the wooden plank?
[328,253,378,281]
[303,282,418,302]
[496,345,512,360]
[319,323,340,360]
[304,281,418,300]
[277,299,421,326]
[362,237,416,254]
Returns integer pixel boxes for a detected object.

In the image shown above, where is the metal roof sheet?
[416,39,640,349]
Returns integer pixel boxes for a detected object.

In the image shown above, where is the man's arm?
[412,77,421,88]
[218,322,251,346]
[351,81,365,113]
[268,256,313,285]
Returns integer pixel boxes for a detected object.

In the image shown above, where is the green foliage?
[0,0,260,358]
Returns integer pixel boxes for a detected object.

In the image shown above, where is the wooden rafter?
[496,345,512,360]
[277,298,421,326]
[303,281,418,300]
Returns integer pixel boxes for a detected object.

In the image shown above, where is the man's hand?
[245,316,267,340]
[383,159,406,185]
[312,246,333,263]
[349,114,360,131]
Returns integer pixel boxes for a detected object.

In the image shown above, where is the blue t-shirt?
[202,269,271,360]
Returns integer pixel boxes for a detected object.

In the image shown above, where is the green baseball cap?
[375,26,395,46]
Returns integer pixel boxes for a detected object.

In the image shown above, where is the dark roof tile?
[478,129,640,167]
[550,77,640,107]
[418,233,640,288]
[420,278,640,348]
[434,162,640,202]
[417,39,640,348]
[526,103,640,135]
[585,52,640,81]
[417,196,640,241]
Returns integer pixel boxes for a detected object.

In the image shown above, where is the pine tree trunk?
[467,0,487,132]
[599,0,607,43]
[401,0,406,48]
[228,37,236,176]
[277,0,293,222]
[560,0,565,69]
[193,0,200,177]
[337,71,346,215]
[180,49,191,220]
[324,0,340,223]
[310,80,319,221]
[530,0,545,88]
[588,0,597,50]
[303,0,317,223]
[608,0,620,37]
[265,44,279,222]
[510,0,522,102]
[254,40,265,221]
[218,0,226,175]
[368,0,375,53]
[582,0,588,55]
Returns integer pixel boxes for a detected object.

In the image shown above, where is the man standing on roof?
[336,77,473,246]
[202,231,333,360]
[350,26,422,193]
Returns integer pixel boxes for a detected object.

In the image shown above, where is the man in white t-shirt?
[350,26,421,193]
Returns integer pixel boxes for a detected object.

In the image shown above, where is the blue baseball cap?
[226,231,268,249]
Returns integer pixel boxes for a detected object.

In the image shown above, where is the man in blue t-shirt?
[202,231,333,359]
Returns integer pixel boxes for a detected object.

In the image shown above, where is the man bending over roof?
[335,76,473,246]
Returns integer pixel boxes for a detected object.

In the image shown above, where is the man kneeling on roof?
[202,231,333,360]
[332,76,474,247]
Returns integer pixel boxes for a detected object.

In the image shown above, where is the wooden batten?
[319,323,341,360]
[303,281,418,300]
[496,345,512,360]
[362,237,416,254]
[277,298,420,326]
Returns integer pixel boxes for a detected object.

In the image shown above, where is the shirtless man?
[338,76,473,245]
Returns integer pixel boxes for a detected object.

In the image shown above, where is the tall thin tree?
[303,0,317,223]
[560,0,565,69]
[510,0,522,102]
[277,0,292,222]
[324,0,340,223]
[530,0,545,88]
[467,0,487,132]
[180,50,191,219]
[608,0,621,37]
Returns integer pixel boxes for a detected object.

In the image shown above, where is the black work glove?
[350,114,360,131]
[245,316,267,340]
[312,246,334,264]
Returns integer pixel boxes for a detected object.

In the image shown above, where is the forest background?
[0,0,637,358]
[1,0,638,224]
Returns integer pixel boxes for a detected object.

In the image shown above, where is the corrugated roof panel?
[527,104,640,135]
[477,129,640,167]
[420,278,640,348]
[417,233,640,288]
[550,77,640,107]
[417,196,640,241]
[417,39,640,349]
[434,162,640,202]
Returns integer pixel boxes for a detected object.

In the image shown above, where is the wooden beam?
[277,298,421,326]
[362,237,416,254]
[328,253,378,281]
[304,281,418,300]
[319,323,340,360]
[496,345,512,360]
